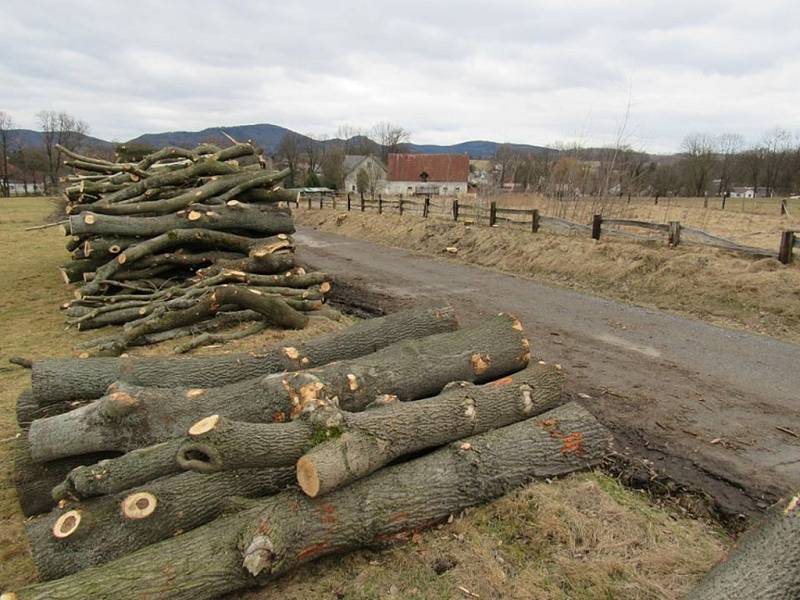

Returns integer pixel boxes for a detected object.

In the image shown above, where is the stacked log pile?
[5,306,617,599]
[54,140,321,355]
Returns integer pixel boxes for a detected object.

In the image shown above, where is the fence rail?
[298,192,795,264]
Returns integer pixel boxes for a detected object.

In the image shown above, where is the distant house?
[729,186,767,199]
[385,153,470,196]
[342,155,387,195]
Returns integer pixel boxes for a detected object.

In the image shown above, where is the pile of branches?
[10,306,614,599]
[53,140,323,355]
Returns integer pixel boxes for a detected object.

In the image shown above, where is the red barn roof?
[387,153,469,182]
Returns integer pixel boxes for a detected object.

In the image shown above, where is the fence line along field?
[296,196,800,343]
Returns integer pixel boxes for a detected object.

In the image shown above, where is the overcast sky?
[2,0,798,152]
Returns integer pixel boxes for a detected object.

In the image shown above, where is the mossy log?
[67,204,294,239]
[27,313,526,460]
[30,306,458,405]
[27,466,295,580]
[177,362,563,486]
[7,402,610,600]
[687,491,800,600]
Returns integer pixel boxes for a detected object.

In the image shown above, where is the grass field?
[1,198,731,599]
[494,193,800,251]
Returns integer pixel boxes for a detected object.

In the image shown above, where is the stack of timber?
[54,140,322,355]
[7,307,619,600]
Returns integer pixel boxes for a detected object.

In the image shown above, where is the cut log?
[7,402,610,600]
[52,439,184,501]
[67,204,294,238]
[30,306,458,404]
[27,466,295,580]
[13,436,116,517]
[687,491,800,600]
[176,362,563,483]
[27,313,526,460]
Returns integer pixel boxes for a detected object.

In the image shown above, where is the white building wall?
[384,180,468,196]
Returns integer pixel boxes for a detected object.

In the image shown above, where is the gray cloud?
[1,0,798,152]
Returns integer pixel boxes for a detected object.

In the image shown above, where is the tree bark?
[687,491,800,600]
[27,466,295,580]
[27,313,526,460]
[8,402,610,600]
[67,204,294,238]
[176,362,562,482]
[297,362,564,496]
[52,439,184,501]
[29,306,458,405]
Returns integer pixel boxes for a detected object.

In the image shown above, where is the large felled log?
[13,436,115,517]
[27,466,295,580]
[7,402,610,600]
[177,362,563,483]
[67,203,294,238]
[687,491,800,600]
[27,313,527,460]
[30,306,458,405]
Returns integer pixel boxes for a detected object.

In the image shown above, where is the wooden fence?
[298,192,796,265]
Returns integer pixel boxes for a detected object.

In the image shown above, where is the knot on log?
[242,534,275,576]
[282,373,328,418]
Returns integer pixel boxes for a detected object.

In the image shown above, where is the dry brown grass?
[494,193,800,251]
[297,208,800,342]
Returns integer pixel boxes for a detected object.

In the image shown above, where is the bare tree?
[302,133,324,177]
[761,127,793,196]
[37,110,89,191]
[371,122,411,160]
[277,131,303,187]
[0,111,15,196]
[679,133,716,196]
[715,133,744,195]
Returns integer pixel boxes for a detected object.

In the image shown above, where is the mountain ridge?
[7,123,552,159]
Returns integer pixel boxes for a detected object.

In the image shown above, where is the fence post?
[721,194,727,210]
[778,231,795,264]
[399,195,404,215]
[333,194,337,210]
[319,195,323,209]
[360,192,365,212]
[489,202,497,226]
[452,199,459,222]
[668,221,681,246]
[307,195,312,210]
[591,215,602,240]
[531,209,540,233]
[781,199,787,216]
[423,196,430,218]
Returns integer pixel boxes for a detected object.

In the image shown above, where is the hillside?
[7,129,114,152]
[407,140,550,159]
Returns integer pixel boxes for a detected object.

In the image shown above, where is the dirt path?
[297,226,800,521]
